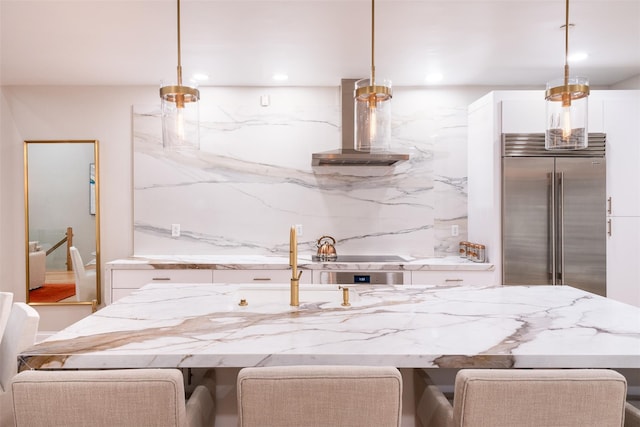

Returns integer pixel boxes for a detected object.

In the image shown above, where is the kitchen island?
[19,283,640,370]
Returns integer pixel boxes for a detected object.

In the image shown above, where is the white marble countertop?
[106,254,494,271]
[20,283,639,370]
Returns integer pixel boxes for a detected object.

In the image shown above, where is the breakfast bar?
[19,283,640,371]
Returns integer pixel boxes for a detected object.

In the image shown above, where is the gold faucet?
[290,225,303,306]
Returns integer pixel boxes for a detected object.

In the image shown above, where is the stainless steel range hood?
[311,79,410,166]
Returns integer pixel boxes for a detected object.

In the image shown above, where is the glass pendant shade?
[160,83,200,150]
[545,76,589,150]
[160,0,200,151]
[354,77,392,152]
[544,0,589,150]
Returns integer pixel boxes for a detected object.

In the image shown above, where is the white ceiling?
[1,0,639,88]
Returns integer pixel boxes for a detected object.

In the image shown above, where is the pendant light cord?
[563,0,569,87]
[176,0,183,86]
[370,0,375,85]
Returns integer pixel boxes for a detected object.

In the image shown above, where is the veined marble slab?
[133,87,470,259]
[20,284,639,370]
[106,255,494,271]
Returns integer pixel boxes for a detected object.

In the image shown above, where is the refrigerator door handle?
[558,172,565,285]
[549,172,556,285]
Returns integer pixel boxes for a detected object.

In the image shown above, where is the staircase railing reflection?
[45,227,73,270]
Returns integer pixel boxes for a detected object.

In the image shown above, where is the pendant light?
[354,0,392,153]
[545,0,589,150]
[160,0,200,150]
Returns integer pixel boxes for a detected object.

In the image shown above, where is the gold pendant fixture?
[160,0,200,150]
[354,0,392,153]
[545,0,589,150]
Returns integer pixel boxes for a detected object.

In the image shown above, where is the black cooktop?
[311,255,406,262]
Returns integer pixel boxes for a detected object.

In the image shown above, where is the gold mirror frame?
[24,140,101,307]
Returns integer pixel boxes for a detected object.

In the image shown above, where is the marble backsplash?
[133,87,468,258]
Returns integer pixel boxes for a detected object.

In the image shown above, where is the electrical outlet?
[451,225,459,237]
[295,224,303,236]
[171,224,180,237]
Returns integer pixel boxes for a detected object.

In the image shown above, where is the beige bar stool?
[415,368,627,427]
[237,365,403,427]
[11,368,216,427]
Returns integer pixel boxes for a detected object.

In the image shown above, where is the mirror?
[24,140,100,306]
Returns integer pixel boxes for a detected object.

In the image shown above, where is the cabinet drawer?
[111,269,213,289]
[214,269,312,284]
[411,271,494,286]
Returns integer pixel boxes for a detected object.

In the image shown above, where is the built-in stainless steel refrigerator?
[502,133,606,296]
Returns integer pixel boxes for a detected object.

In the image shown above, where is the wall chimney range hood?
[311,79,410,166]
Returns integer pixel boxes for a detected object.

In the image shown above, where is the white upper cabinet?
[600,91,640,217]
[501,98,545,133]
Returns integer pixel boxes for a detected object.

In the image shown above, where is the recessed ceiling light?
[568,52,588,62]
[425,73,443,84]
[272,73,289,82]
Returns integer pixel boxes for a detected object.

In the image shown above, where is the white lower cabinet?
[606,216,640,307]
[110,269,213,303]
[106,266,311,305]
[106,264,497,305]
[214,269,312,284]
[411,271,494,286]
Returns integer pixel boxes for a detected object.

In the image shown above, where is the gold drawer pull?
[445,279,464,282]
[151,277,172,281]
[252,277,272,281]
